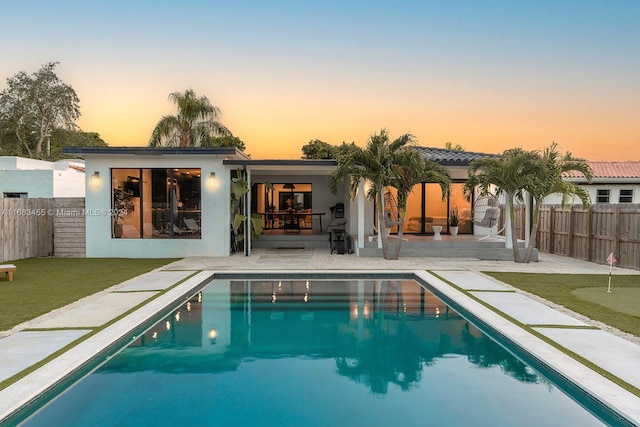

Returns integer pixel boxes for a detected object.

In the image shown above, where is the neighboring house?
[63,146,498,259]
[0,156,86,198]
[544,161,640,205]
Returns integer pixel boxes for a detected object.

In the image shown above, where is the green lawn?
[483,273,640,337]
[0,258,178,331]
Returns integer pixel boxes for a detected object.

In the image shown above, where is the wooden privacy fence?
[0,198,53,262]
[537,204,640,270]
[52,198,86,258]
[0,198,86,262]
[498,204,526,241]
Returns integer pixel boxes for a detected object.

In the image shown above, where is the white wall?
[52,168,86,197]
[84,154,230,258]
[543,183,640,205]
[0,156,53,170]
[0,156,85,197]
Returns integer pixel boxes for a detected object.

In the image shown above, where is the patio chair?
[472,196,504,240]
[172,223,188,235]
[183,218,201,233]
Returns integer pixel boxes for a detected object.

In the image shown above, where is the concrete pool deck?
[1,250,639,424]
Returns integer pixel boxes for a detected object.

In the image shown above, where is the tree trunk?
[523,201,541,263]
[391,208,407,260]
[378,192,391,259]
[180,128,191,147]
[509,199,522,262]
[15,129,33,157]
[36,120,46,158]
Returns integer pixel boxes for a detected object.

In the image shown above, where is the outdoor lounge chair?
[183,218,201,233]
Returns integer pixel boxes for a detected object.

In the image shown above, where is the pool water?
[23,278,608,426]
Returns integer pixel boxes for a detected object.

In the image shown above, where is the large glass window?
[399,182,472,234]
[112,168,201,239]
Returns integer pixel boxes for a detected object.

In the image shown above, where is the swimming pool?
[17,276,623,425]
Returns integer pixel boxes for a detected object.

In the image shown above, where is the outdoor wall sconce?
[208,328,218,344]
[90,171,101,189]
[207,171,218,190]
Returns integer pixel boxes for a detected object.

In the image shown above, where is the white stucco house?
[0,156,86,198]
[544,161,640,205]
[63,146,502,259]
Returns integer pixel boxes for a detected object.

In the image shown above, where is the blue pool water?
[22,278,612,426]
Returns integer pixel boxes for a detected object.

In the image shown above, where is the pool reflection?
[105,279,540,393]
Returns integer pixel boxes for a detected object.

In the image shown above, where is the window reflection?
[112,168,201,239]
[398,182,472,234]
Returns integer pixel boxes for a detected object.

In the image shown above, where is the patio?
[253,231,532,260]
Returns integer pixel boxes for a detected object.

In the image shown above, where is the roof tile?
[414,147,499,166]
[565,161,640,179]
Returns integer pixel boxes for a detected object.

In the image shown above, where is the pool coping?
[1,269,639,425]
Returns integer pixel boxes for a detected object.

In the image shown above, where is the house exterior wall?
[543,182,640,205]
[84,154,230,258]
[0,169,54,197]
[0,156,85,197]
[52,167,86,197]
[448,165,469,181]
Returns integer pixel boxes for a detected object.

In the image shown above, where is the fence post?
[567,206,574,258]
[614,205,620,264]
[549,206,555,254]
[586,207,593,262]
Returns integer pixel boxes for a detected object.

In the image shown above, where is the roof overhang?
[63,146,250,159]
[224,159,337,176]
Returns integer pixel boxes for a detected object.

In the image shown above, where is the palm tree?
[390,148,451,259]
[464,148,539,263]
[149,89,230,147]
[522,142,592,262]
[445,141,464,151]
[329,130,396,259]
[329,129,445,260]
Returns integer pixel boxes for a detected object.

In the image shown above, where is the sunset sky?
[1,1,639,161]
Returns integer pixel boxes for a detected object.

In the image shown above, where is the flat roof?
[63,146,250,159]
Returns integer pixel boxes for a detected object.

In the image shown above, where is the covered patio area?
[253,231,532,261]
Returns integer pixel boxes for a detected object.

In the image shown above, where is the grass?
[0,258,178,331]
[483,272,640,337]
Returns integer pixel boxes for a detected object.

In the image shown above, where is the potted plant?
[230,170,274,250]
[112,187,133,238]
[449,206,459,236]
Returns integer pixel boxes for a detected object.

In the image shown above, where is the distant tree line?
[0,63,247,160]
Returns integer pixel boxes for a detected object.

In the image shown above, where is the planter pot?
[449,226,459,236]
[114,223,123,238]
[432,225,443,240]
